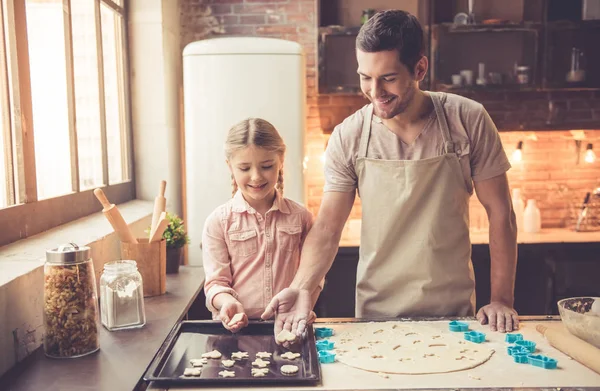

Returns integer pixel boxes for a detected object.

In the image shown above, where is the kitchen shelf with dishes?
[318,0,600,95]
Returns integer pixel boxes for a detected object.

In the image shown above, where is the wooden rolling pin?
[537,324,600,374]
[150,180,167,236]
[149,211,168,242]
[93,188,138,244]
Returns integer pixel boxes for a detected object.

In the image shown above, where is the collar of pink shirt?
[231,189,290,215]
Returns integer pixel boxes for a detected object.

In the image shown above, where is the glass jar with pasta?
[43,243,100,358]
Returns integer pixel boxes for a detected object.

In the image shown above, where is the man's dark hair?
[356,10,425,74]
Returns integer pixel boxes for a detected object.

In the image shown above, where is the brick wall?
[179,1,600,241]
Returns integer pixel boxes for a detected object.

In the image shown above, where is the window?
[0,0,133,247]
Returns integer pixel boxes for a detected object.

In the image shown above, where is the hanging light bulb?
[511,141,523,163]
[584,143,596,163]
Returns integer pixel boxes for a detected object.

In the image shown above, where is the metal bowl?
[557,297,600,349]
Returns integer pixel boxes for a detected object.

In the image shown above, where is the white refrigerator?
[183,37,306,265]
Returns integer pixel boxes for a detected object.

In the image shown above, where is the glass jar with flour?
[100,260,146,331]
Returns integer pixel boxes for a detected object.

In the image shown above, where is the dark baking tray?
[143,320,321,385]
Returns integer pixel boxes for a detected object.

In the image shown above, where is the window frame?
[0,0,134,247]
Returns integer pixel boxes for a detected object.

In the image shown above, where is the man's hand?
[477,301,519,332]
[219,299,248,333]
[261,288,312,341]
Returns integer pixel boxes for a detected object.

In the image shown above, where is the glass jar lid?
[46,243,91,264]
[103,260,138,274]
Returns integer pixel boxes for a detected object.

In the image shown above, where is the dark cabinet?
[317,242,600,318]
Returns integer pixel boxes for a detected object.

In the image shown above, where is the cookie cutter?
[464,331,486,343]
[507,345,530,356]
[317,350,335,364]
[449,320,469,332]
[512,352,531,364]
[528,354,557,369]
[316,339,335,351]
[515,340,536,353]
[314,327,334,338]
[505,333,523,343]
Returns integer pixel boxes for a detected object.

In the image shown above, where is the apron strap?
[431,92,455,155]
[358,104,374,159]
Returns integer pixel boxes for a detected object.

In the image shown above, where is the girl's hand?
[219,300,248,333]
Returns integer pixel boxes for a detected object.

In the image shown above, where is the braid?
[277,168,284,195]
[231,174,238,197]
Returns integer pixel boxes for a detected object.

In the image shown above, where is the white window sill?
[0,199,153,286]
[0,199,153,377]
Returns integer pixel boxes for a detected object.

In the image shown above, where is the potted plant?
[158,213,190,273]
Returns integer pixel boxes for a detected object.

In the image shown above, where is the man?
[261,10,518,336]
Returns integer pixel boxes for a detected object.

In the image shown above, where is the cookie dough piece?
[231,351,249,360]
[227,313,245,326]
[276,329,297,343]
[281,352,301,360]
[251,358,270,368]
[222,359,235,368]
[218,370,235,378]
[256,351,272,359]
[201,350,222,359]
[190,358,208,367]
[251,368,269,377]
[183,367,202,377]
[280,364,299,375]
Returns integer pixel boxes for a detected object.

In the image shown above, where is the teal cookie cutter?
[512,352,531,364]
[449,320,469,332]
[314,327,333,338]
[528,354,557,369]
[507,345,530,356]
[317,350,335,363]
[464,331,486,343]
[316,339,335,351]
[505,333,523,343]
[515,340,536,353]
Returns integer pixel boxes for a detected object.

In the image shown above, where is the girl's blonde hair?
[225,118,286,197]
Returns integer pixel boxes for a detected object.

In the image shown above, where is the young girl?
[202,118,321,332]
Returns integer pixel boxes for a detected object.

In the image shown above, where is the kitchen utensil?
[476,63,486,85]
[150,180,167,236]
[451,74,462,86]
[149,212,169,243]
[94,188,138,243]
[537,322,600,375]
[575,192,591,231]
[121,238,167,297]
[557,297,600,349]
[566,47,586,83]
[143,320,320,385]
[460,70,473,86]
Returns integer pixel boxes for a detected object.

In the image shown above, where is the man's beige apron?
[355,92,476,318]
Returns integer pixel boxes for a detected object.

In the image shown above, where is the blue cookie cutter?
[528,354,557,369]
[449,320,469,332]
[464,331,486,343]
[317,350,335,364]
[316,339,335,351]
[515,340,536,353]
[505,333,523,343]
[507,345,530,356]
[314,327,333,338]
[512,352,531,364]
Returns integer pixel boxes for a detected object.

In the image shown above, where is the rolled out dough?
[329,322,494,375]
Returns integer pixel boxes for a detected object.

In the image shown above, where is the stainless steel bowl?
[557,297,600,349]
